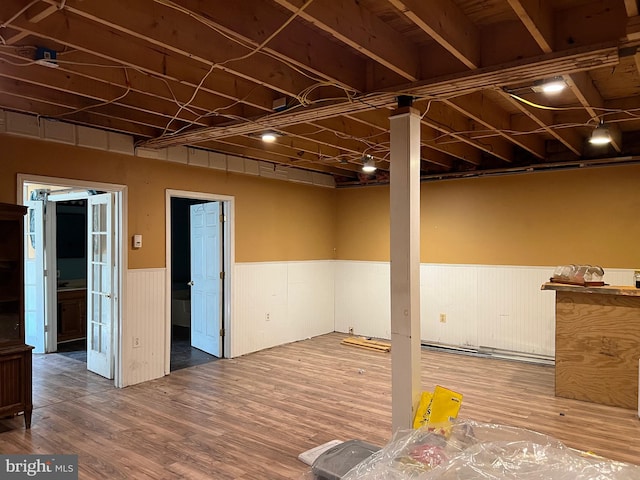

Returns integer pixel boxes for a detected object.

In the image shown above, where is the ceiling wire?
[152,0,327,86]
[0,6,637,160]
[506,92,581,111]
[4,40,636,150]
[152,0,358,115]
[0,51,213,125]
[0,0,355,128]
[169,86,263,136]
[157,0,318,136]
[160,63,216,135]
[55,68,132,118]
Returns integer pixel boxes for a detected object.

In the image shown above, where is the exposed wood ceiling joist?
[0,0,638,186]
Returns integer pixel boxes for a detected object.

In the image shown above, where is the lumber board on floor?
[341,336,391,352]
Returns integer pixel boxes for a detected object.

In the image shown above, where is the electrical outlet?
[133,336,141,348]
[439,313,447,323]
[265,313,270,321]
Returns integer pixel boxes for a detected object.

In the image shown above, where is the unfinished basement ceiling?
[1,0,640,185]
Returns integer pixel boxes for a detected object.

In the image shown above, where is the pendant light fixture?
[589,122,612,145]
[362,154,376,173]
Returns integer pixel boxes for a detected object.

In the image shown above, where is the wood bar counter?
[542,282,640,409]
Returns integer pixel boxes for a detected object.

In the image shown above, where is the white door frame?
[18,174,127,388]
[165,189,235,374]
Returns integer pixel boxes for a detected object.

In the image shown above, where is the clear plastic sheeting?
[336,421,640,480]
[551,264,605,285]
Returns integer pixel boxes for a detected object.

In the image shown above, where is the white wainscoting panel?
[475,266,555,356]
[121,263,634,385]
[602,268,636,287]
[333,262,633,359]
[123,268,166,386]
[287,262,335,340]
[231,261,335,357]
[334,261,391,340]
[421,264,479,349]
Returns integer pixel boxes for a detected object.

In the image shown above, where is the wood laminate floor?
[0,333,639,478]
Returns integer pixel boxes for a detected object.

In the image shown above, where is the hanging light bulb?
[362,154,376,173]
[589,122,611,145]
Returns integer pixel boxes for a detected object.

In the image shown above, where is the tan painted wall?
[5,134,639,269]
[336,165,640,268]
[1,135,337,266]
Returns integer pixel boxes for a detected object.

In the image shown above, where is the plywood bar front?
[541,282,640,409]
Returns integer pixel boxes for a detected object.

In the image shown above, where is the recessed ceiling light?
[261,131,278,143]
[532,77,566,94]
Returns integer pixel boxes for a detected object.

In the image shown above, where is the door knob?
[187,281,194,286]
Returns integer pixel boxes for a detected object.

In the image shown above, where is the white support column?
[389,104,422,432]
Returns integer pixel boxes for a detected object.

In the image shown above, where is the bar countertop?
[541,282,640,297]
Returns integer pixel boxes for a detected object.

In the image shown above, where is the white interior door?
[87,193,114,378]
[24,199,58,353]
[189,202,222,357]
[24,200,45,353]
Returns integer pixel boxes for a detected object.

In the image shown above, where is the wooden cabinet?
[0,203,33,429]
[57,289,87,342]
[542,282,640,409]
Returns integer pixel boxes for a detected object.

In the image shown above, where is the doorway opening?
[19,175,125,387]
[165,190,234,374]
[55,198,88,362]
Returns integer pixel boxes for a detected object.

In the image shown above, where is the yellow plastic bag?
[413,385,463,429]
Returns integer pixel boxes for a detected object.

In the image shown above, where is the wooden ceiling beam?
[0,1,298,114]
[310,117,389,146]
[272,0,420,81]
[281,123,383,160]
[420,124,482,166]
[506,0,554,53]
[625,0,639,17]
[0,77,184,132]
[387,0,480,69]
[55,50,273,115]
[627,15,640,41]
[304,118,390,160]
[37,0,317,99]
[3,2,57,45]
[346,109,481,166]
[419,147,456,169]
[0,92,159,137]
[444,92,545,159]
[151,0,367,92]
[198,138,359,177]
[598,94,640,123]
[499,89,583,155]
[342,112,456,169]
[139,43,618,148]
[422,101,514,163]
[231,134,349,167]
[564,71,622,152]
[508,1,621,154]
[0,56,210,127]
